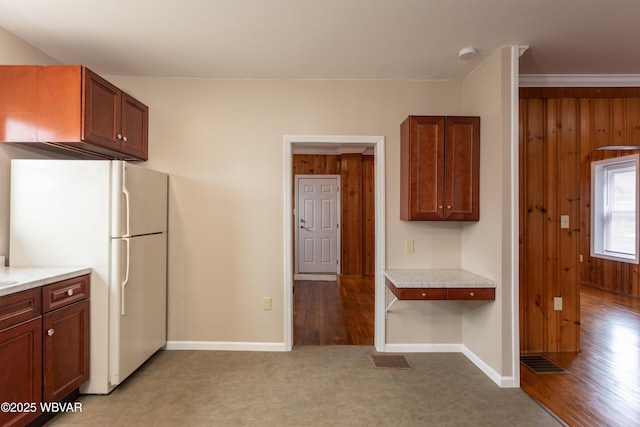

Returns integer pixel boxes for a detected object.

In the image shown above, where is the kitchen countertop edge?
[383,268,496,289]
[0,267,92,297]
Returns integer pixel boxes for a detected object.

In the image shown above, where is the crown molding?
[519,74,640,87]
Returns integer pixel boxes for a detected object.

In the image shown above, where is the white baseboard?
[294,274,337,281]
[164,341,288,352]
[384,343,517,388]
[384,343,464,353]
[461,346,517,388]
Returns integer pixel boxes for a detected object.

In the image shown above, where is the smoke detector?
[458,47,477,60]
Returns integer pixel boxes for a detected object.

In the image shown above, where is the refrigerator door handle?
[122,237,131,316]
[122,167,131,237]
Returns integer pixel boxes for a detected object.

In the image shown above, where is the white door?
[296,176,340,274]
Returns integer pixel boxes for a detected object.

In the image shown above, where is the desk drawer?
[447,288,495,300]
[398,288,447,300]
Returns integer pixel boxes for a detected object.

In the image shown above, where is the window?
[591,154,639,264]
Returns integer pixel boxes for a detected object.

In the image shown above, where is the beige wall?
[460,47,516,381]
[106,76,465,343]
[0,28,516,379]
[0,27,62,263]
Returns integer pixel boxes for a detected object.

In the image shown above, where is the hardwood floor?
[293,276,374,345]
[521,285,640,426]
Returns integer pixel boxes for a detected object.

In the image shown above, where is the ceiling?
[0,0,639,80]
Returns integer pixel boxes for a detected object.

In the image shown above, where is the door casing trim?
[284,135,386,351]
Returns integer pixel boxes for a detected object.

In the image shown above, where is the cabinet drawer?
[447,288,495,300]
[398,288,447,300]
[0,288,41,331]
[42,275,90,313]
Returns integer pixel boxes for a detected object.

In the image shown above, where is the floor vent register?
[370,354,413,370]
[521,355,569,374]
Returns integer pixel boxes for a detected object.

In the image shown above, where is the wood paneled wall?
[519,96,581,353]
[520,87,640,353]
[292,154,375,276]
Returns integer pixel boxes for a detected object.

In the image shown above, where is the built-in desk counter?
[384,269,496,308]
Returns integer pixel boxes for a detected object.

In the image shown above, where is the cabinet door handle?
[67,289,74,296]
[469,292,475,297]
[117,134,123,140]
[47,328,54,336]
[438,205,443,209]
[447,205,452,209]
[122,136,128,142]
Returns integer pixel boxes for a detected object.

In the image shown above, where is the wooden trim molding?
[520,86,640,99]
[520,74,640,88]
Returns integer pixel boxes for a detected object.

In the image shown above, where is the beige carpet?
[47,346,561,427]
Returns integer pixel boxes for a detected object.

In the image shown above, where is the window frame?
[591,153,640,264]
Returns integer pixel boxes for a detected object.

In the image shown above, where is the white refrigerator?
[9,159,168,394]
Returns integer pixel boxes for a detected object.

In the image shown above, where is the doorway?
[283,135,386,351]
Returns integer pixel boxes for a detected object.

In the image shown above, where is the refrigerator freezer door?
[111,161,168,238]
[109,232,167,386]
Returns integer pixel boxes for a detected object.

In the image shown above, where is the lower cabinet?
[43,299,90,402]
[0,274,90,426]
[0,317,43,427]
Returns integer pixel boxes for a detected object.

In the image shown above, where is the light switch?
[560,215,570,229]
[405,240,414,253]
[553,297,563,311]
[263,297,272,310]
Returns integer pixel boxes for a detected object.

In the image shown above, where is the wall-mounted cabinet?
[400,115,480,221]
[0,65,148,161]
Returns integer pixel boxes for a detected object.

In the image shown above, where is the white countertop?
[0,266,92,297]
[384,268,496,289]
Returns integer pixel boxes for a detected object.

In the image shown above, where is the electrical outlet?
[560,215,570,229]
[263,297,272,310]
[405,240,414,253]
[553,297,563,311]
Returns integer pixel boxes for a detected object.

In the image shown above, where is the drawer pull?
[469,292,475,297]
[67,289,74,296]
[47,328,55,336]
[421,292,427,297]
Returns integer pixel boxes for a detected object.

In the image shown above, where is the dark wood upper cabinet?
[400,115,480,221]
[0,65,148,161]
